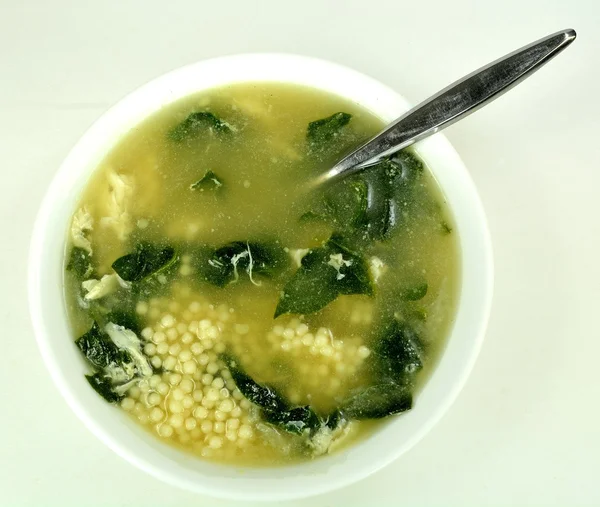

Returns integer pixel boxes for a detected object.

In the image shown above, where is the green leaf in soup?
[168,111,233,142]
[374,320,424,381]
[340,382,412,419]
[104,310,142,336]
[401,282,428,301]
[76,322,130,370]
[222,355,288,413]
[275,236,373,317]
[85,372,123,403]
[190,170,224,192]
[440,221,452,235]
[325,177,368,228]
[263,405,322,435]
[66,246,93,279]
[223,354,321,435]
[112,243,178,283]
[198,241,286,288]
[307,112,352,152]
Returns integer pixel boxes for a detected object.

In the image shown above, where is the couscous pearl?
[315,335,328,347]
[147,393,161,406]
[191,342,203,355]
[201,420,213,433]
[182,396,194,409]
[158,424,173,437]
[150,407,164,422]
[190,428,202,439]
[183,360,197,375]
[170,414,184,428]
[138,413,149,425]
[136,301,149,315]
[296,323,309,336]
[175,322,187,334]
[209,436,223,449]
[148,307,160,319]
[129,386,141,399]
[231,407,242,418]
[214,410,227,422]
[156,343,169,355]
[181,332,194,344]
[219,387,230,399]
[206,362,219,375]
[214,342,226,353]
[221,369,232,380]
[283,328,295,340]
[166,328,179,341]
[161,314,175,328]
[206,326,219,339]
[198,354,210,366]
[201,374,213,386]
[214,422,225,434]
[225,380,236,391]
[151,356,162,369]
[227,418,240,430]
[149,375,161,388]
[232,389,243,400]
[169,343,182,356]
[141,327,153,340]
[238,424,253,439]
[144,343,157,356]
[199,319,211,330]
[357,345,371,358]
[201,398,215,409]
[180,379,194,393]
[121,397,135,411]
[189,301,201,312]
[169,373,182,386]
[163,356,177,371]
[240,399,251,410]
[281,341,292,351]
[202,339,214,349]
[212,377,225,389]
[157,382,170,395]
[153,331,166,343]
[273,325,284,336]
[206,388,220,401]
[302,334,314,346]
[193,390,204,402]
[194,406,208,419]
[219,399,234,412]
[169,400,184,414]
[172,388,184,401]
[188,321,199,333]
[185,418,197,430]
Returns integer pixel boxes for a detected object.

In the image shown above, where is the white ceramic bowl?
[28,54,493,501]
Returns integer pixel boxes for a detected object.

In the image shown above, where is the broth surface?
[64,83,459,465]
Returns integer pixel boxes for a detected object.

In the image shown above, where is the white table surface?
[2,1,599,505]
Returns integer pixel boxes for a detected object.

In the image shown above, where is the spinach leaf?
[325,178,368,228]
[401,282,428,301]
[190,170,224,192]
[197,241,286,288]
[263,405,322,435]
[169,111,233,142]
[86,373,123,403]
[307,112,352,152]
[112,243,178,283]
[223,354,321,435]
[275,237,373,317]
[76,322,129,370]
[223,355,287,413]
[373,320,424,381]
[341,383,412,419]
[104,310,142,336]
[66,246,93,279]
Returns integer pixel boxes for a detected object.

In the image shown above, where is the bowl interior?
[28,54,493,501]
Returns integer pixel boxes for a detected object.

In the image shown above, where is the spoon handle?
[318,29,576,186]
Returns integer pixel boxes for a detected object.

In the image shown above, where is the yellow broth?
[64,83,460,465]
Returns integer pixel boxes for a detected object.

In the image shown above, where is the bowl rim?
[28,52,493,501]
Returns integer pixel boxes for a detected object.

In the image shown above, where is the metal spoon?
[314,29,576,187]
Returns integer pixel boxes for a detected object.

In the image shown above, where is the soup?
[64,83,459,465]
